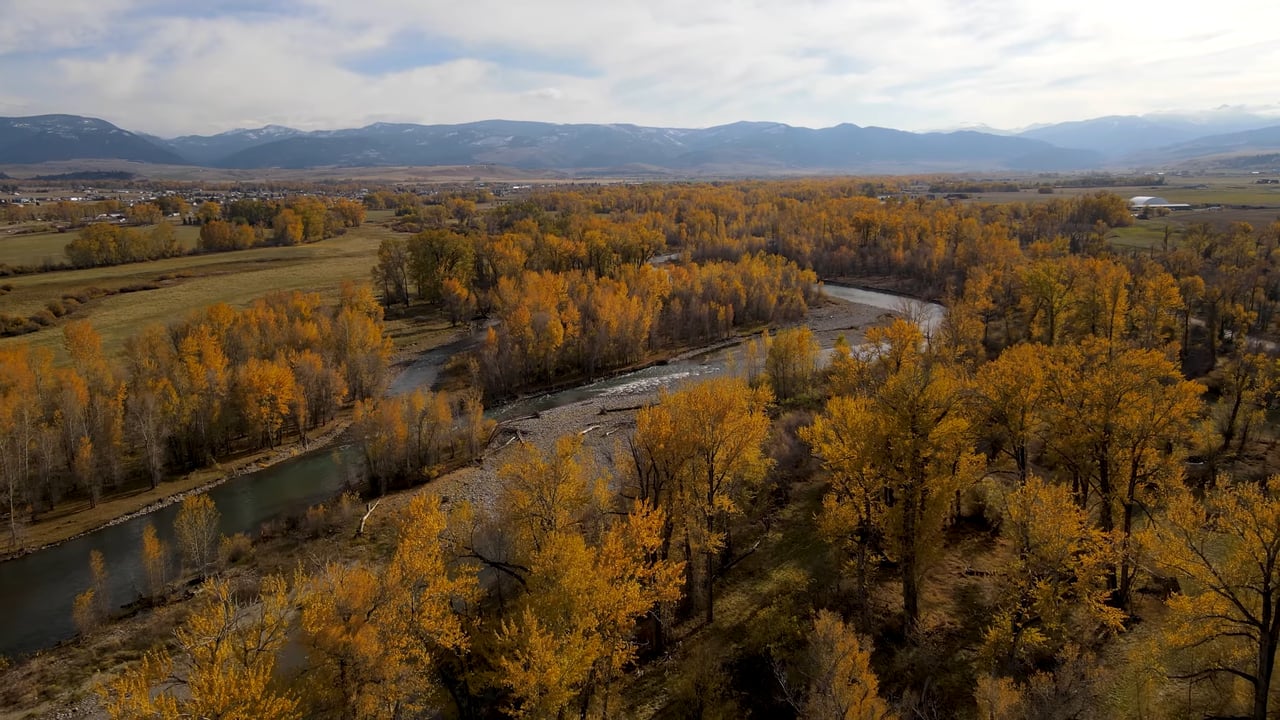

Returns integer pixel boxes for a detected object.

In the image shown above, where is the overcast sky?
[2,0,1278,136]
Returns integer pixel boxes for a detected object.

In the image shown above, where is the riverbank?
[0,291,896,719]
[408,292,892,514]
[0,312,470,564]
[0,416,354,564]
[826,273,943,302]
[0,289,889,562]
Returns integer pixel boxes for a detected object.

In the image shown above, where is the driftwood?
[599,404,648,414]
[357,499,381,537]
[578,424,601,436]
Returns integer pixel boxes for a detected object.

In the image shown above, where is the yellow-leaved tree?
[1039,338,1204,609]
[970,343,1048,482]
[628,376,772,623]
[980,478,1123,676]
[796,610,896,720]
[174,493,220,575]
[1142,479,1280,720]
[100,577,299,720]
[495,503,683,719]
[765,326,820,402]
[300,494,479,719]
[804,319,981,630]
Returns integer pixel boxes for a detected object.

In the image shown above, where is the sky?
[2,0,1278,137]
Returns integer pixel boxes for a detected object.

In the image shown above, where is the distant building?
[1128,195,1191,212]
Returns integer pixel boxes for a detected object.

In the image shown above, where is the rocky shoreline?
[428,294,890,513]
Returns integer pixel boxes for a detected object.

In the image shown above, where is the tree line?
[0,283,391,548]
[59,196,368,269]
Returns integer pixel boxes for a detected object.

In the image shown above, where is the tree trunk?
[7,481,16,548]
[705,511,715,625]
[1222,390,1244,452]
[1255,595,1278,720]
[1117,500,1136,610]
[901,482,920,631]
[855,522,872,632]
[1181,311,1190,366]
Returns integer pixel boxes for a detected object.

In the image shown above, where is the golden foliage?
[800,610,895,720]
[981,478,1123,674]
[174,494,220,574]
[805,319,981,628]
[101,577,300,720]
[1142,479,1280,719]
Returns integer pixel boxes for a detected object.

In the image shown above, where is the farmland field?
[0,222,396,360]
[0,221,201,267]
[1106,218,1185,251]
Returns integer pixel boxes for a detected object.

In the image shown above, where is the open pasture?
[0,221,201,268]
[0,223,395,360]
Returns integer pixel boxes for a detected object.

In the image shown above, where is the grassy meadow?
[0,222,397,360]
[1156,175,1280,206]
[0,221,201,268]
[1105,218,1185,251]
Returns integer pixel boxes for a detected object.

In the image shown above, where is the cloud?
[1,0,1278,135]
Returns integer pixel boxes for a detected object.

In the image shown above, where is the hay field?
[0,222,201,267]
[0,223,395,360]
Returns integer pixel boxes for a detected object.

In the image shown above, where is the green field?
[0,223,395,360]
[1158,178,1280,206]
[0,221,201,267]
[1106,218,1185,252]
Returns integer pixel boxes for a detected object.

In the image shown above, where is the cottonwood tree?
[174,494,220,575]
[980,478,1123,677]
[802,394,887,629]
[408,228,475,302]
[373,237,411,306]
[64,320,127,504]
[1213,349,1278,456]
[494,504,683,719]
[73,549,110,635]
[629,376,772,623]
[789,610,895,720]
[300,495,480,719]
[970,343,1048,482]
[806,319,982,630]
[141,523,169,599]
[234,356,299,449]
[1143,480,1280,720]
[0,346,43,547]
[765,326,820,402]
[496,435,608,554]
[100,577,300,720]
[1039,338,1204,608]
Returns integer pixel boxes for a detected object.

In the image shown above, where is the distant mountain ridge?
[0,115,186,165]
[158,125,305,165]
[3,112,1280,173]
[0,114,1100,172]
[1016,111,1280,159]
[198,119,1099,172]
[1122,125,1280,167]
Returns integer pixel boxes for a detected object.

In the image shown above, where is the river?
[0,285,941,659]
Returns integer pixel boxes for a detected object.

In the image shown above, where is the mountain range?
[3,112,1280,174]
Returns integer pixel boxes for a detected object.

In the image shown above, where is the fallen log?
[357,499,381,537]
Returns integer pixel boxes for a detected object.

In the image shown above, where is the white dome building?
[1129,195,1190,211]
